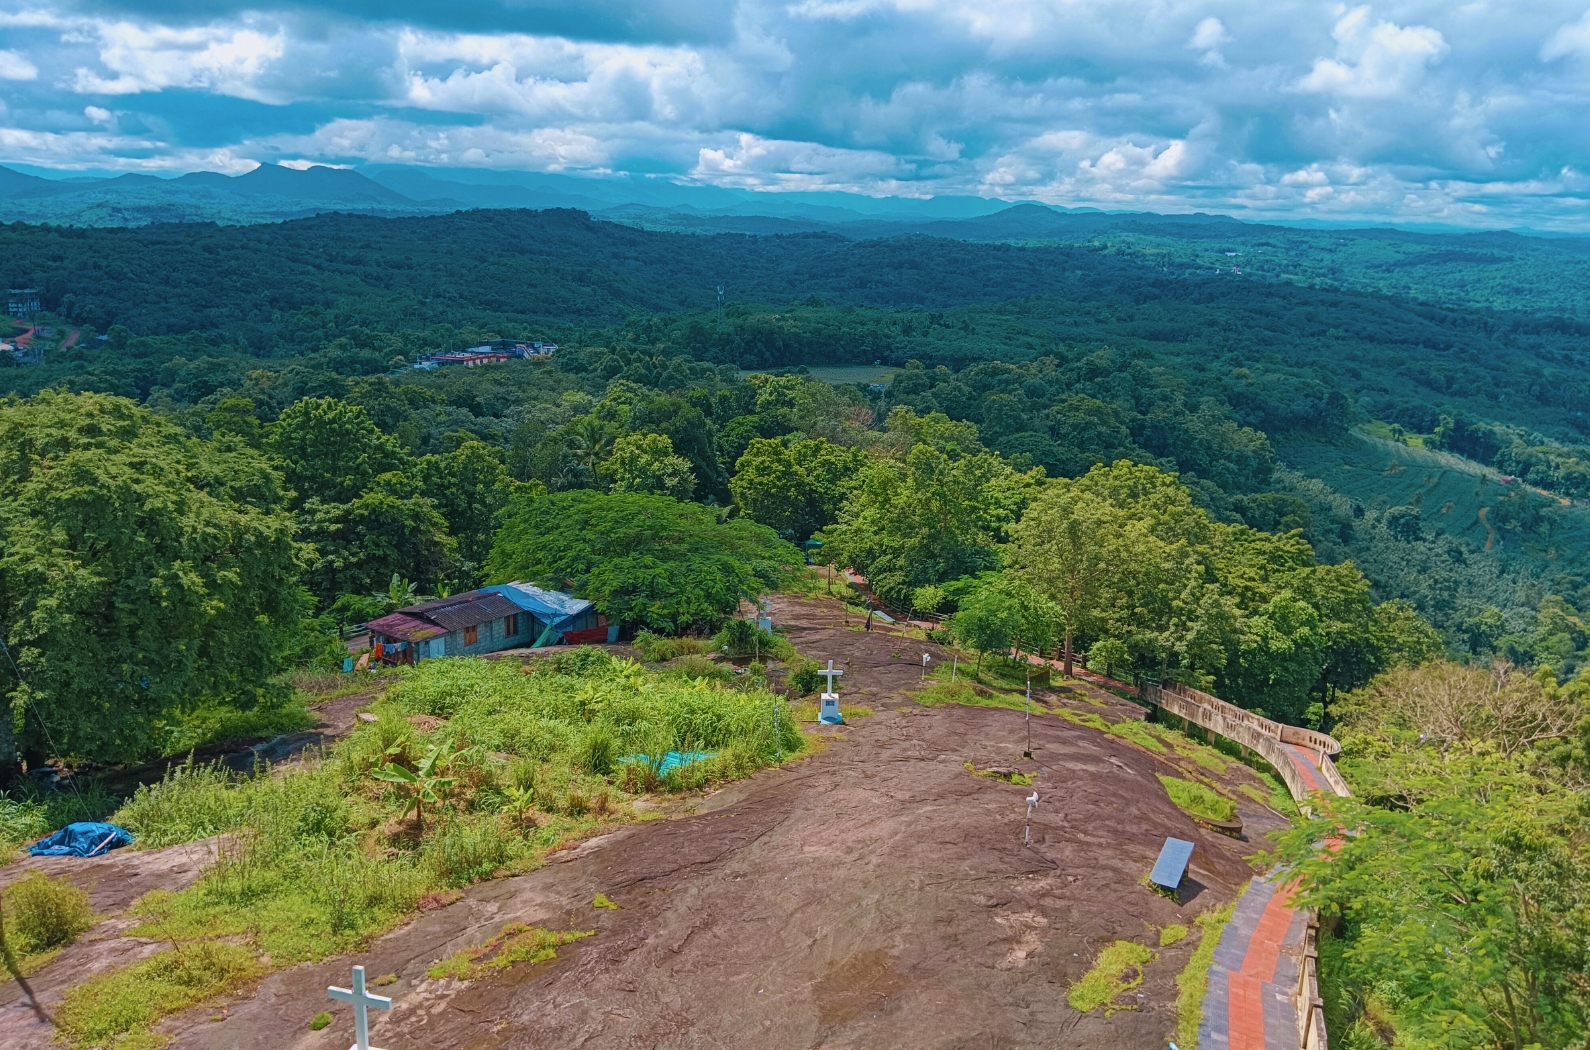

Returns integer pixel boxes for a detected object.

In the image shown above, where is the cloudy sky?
[4,1,1590,226]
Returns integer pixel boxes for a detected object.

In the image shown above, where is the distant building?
[6,289,40,320]
[413,340,558,371]
[364,581,612,664]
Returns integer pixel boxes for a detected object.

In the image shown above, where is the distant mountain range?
[0,162,1576,242]
[0,162,1040,231]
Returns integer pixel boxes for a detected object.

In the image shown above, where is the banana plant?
[499,784,538,828]
[371,742,459,834]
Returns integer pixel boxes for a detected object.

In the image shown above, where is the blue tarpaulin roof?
[30,822,134,858]
[1150,837,1195,890]
[485,582,594,627]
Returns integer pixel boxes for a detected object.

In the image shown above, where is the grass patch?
[1147,723,1230,774]
[913,680,1027,712]
[54,941,263,1050]
[156,695,316,757]
[632,631,711,663]
[67,650,800,1036]
[591,893,619,910]
[310,1011,332,1030]
[1158,775,1238,823]
[1176,902,1237,1050]
[789,701,874,722]
[1159,924,1189,946]
[1068,940,1155,1015]
[1058,708,1110,731]
[964,762,1034,786]
[1107,718,1167,753]
[427,923,593,981]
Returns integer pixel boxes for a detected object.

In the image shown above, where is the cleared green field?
[742,365,898,385]
[1282,431,1590,569]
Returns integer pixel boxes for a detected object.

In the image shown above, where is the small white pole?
[1024,791,1039,847]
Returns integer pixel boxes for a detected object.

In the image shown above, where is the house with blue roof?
[365,582,615,665]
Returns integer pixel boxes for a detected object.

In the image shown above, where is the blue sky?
[5,1,1590,227]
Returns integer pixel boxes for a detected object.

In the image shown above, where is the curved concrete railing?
[1141,681,1350,803]
[1137,679,1342,1050]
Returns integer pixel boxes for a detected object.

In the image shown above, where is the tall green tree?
[601,433,695,500]
[730,436,868,541]
[298,486,456,605]
[415,440,525,569]
[1007,481,1146,676]
[486,491,799,634]
[820,440,1037,609]
[265,397,399,507]
[0,392,306,764]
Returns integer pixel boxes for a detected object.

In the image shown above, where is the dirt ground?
[0,596,1288,1050]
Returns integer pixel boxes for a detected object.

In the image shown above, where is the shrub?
[786,656,822,695]
[579,726,616,776]
[5,871,94,954]
[114,761,251,848]
[632,631,709,662]
[714,618,775,658]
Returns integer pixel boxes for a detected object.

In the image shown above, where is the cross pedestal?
[818,660,844,724]
[328,965,393,1050]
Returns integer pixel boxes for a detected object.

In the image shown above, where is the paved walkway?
[1198,874,1306,1050]
[1281,743,1325,793]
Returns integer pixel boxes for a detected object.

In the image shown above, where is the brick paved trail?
[1195,737,1337,1050]
[1197,875,1306,1050]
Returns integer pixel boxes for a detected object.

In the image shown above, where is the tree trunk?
[1063,626,1074,678]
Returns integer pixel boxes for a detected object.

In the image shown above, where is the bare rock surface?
[0,596,1286,1050]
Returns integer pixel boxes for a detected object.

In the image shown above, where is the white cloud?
[1297,6,1449,99]
[1187,15,1230,66]
[69,20,287,101]
[693,132,904,190]
[1542,8,1590,61]
[83,105,111,124]
[0,48,37,80]
[1188,17,1230,52]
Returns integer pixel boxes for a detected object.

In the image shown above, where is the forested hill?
[5,208,1590,447]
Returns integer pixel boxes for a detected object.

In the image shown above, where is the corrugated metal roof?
[416,593,523,632]
[367,613,446,642]
[486,582,594,624]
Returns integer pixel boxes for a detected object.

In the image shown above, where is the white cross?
[819,660,843,697]
[328,965,392,1050]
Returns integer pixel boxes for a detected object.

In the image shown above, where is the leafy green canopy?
[818,409,1041,609]
[1004,461,1440,720]
[485,490,799,634]
[730,436,868,541]
[0,392,305,762]
[1282,658,1590,1050]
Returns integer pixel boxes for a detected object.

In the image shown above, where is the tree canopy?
[0,392,305,763]
[485,490,799,634]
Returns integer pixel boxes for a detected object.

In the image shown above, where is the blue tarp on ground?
[29,822,135,858]
[618,751,715,777]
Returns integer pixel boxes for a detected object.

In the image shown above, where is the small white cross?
[818,660,843,698]
[328,965,392,1050]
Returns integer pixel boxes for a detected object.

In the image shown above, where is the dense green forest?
[6,208,1590,675]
